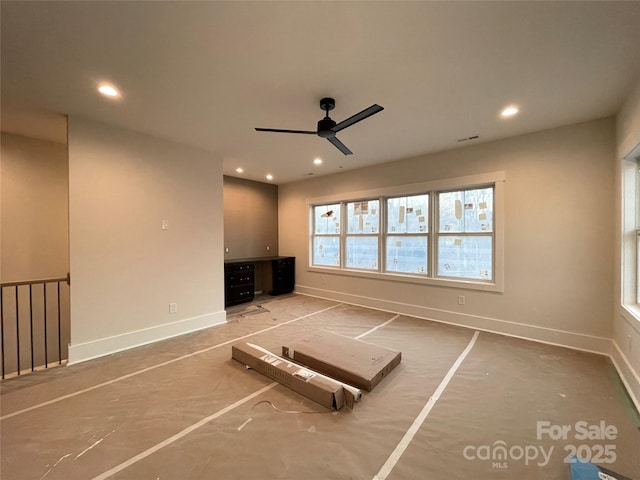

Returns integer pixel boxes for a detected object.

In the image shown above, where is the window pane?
[346,236,378,270]
[439,188,493,233]
[636,165,640,228]
[437,236,492,279]
[385,236,428,274]
[387,195,429,234]
[637,232,640,302]
[312,236,340,266]
[347,200,379,234]
[314,204,340,235]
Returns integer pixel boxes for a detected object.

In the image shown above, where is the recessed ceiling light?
[266,174,273,181]
[313,158,323,165]
[98,83,120,98]
[236,167,243,173]
[500,106,519,117]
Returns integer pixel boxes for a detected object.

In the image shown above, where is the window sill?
[621,305,640,331]
[308,266,504,293]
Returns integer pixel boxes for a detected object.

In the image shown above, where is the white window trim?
[621,142,640,324]
[307,172,505,293]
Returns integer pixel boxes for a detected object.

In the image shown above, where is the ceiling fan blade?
[327,136,353,155]
[255,128,317,134]
[332,104,384,133]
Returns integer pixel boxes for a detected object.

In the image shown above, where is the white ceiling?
[2,1,640,184]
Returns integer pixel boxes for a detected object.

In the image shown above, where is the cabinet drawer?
[228,263,254,274]
[227,285,254,303]
[225,272,254,286]
[275,258,294,268]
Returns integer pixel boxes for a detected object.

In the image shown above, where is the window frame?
[344,199,381,271]
[310,203,342,268]
[621,142,640,321]
[308,172,505,292]
[383,193,430,276]
[434,186,495,282]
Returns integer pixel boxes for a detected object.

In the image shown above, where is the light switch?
[161,219,169,230]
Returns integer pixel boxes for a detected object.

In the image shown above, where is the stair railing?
[0,273,70,379]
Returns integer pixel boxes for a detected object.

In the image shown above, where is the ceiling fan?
[255,97,383,155]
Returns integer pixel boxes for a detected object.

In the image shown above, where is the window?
[437,187,493,280]
[346,200,380,270]
[309,172,505,291]
[311,203,340,267]
[385,194,429,274]
[636,162,640,305]
[622,143,640,316]
[636,229,640,302]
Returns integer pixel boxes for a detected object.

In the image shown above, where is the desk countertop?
[224,256,294,264]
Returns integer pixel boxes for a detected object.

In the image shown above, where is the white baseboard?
[296,285,640,412]
[296,286,611,353]
[68,310,227,365]
[609,340,640,413]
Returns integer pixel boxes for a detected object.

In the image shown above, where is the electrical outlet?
[161,219,169,230]
[628,334,633,352]
[225,247,229,253]
[169,303,178,314]
[458,295,465,305]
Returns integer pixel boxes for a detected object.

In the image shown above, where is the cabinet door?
[272,257,295,295]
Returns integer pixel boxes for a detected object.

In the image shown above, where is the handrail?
[1,273,70,288]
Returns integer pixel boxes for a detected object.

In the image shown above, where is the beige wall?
[67,117,225,363]
[1,132,69,282]
[223,175,278,260]
[614,77,640,404]
[280,118,615,351]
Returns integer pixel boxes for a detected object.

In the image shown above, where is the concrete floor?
[1,294,639,480]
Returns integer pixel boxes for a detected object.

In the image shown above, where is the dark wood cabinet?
[271,257,295,295]
[224,256,295,308]
[224,262,255,307]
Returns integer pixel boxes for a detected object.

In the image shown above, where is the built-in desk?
[224,256,295,308]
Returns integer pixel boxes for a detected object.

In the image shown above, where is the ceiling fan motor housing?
[317,117,337,137]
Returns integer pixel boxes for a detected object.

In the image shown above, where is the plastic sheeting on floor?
[1,294,639,479]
